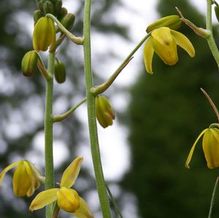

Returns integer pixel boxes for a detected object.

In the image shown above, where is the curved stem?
[90,34,149,95]
[208,176,219,218]
[46,14,84,45]
[83,0,111,217]
[206,0,219,67]
[53,98,86,123]
[45,52,55,218]
[200,88,219,122]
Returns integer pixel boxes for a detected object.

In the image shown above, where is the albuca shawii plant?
[1,0,219,218]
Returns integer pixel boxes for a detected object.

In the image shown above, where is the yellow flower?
[143,27,195,74]
[29,156,93,218]
[185,126,219,169]
[0,160,42,197]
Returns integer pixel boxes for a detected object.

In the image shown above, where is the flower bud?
[21,50,41,77]
[61,13,75,30]
[33,17,56,51]
[215,6,219,23]
[57,187,80,213]
[146,15,181,33]
[55,0,62,15]
[95,95,115,128]
[43,0,54,15]
[33,10,43,25]
[58,7,68,20]
[54,59,66,84]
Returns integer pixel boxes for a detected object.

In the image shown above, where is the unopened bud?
[146,15,181,33]
[21,50,41,77]
[58,7,68,20]
[33,10,43,25]
[55,0,62,15]
[33,17,56,51]
[54,59,66,84]
[61,13,75,30]
[43,0,54,15]
[95,95,115,128]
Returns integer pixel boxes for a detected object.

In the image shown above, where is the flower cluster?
[0,157,93,218]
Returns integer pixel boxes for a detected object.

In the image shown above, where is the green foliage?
[122,0,219,217]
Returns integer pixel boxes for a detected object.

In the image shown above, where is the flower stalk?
[83,0,111,217]
[90,34,149,95]
[44,51,55,218]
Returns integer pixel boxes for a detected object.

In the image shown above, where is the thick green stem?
[206,0,219,67]
[208,176,219,218]
[90,34,149,95]
[83,0,111,217]
[45,52,55,218]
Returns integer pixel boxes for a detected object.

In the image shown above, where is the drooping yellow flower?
[185,126,219,169]
[0,160,43,197]
[29,156,93,218]
[143,27,195,74]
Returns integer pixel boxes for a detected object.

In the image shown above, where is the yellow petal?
[202,128,219,169]
[185,129,207,168]
[29,188,58,211]
[57,187,80,213]
[60,156,83,188]
[13,161,32,197]
[171,29,195,57]
[0,161,20,185]
[151,27,178,65]
[143,37,154,74]
[74,197,94,218]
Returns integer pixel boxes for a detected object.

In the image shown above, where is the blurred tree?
[121,0,219,218]
[0,0,128,217]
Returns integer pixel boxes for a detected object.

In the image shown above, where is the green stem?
[53,98,86,123]
[83,0,111,217]
[45,52,55,218]
[206,0,219,67]
[90,34,149,95]
[46,14,84,45]
[200,88,219,122]
[208,176,219,218]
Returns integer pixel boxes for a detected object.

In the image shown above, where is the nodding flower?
[185,125,219,169]
[0,160,43,197]
[143,27,195,74]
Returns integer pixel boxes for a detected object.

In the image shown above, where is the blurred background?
[1,0,219,217]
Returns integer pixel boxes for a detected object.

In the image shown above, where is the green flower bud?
[61,13,75,30]
[21,50,41,77]
[95,95,115,128]
[215,6,219,23]
[146,15,181,33]
[33,10,43,25]
[43,0,54,15]
[33,17,56,51]
[55,0,62,15]
[58,7,68,20]
[54,59,66,84]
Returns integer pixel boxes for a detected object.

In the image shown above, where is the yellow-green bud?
[33,17,56,51]
[95,95,115,128]
[21,50,41,77]
[61,13,75,30]
[215,6,219,23]
[43,0,54,15]
[33,10,43,25]
[54,59,66,84]
[146,15,181,33]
